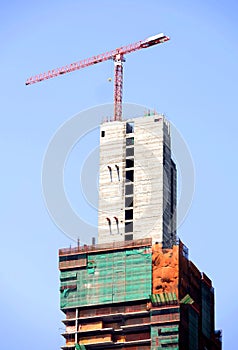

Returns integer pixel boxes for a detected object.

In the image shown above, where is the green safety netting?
[75,344,86,350]
[60,247,151,309]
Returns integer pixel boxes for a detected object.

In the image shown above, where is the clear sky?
[1,1,237,348]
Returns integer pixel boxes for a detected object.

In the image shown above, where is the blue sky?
[1,1,238,348]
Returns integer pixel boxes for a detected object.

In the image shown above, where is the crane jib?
[25,33,170,120]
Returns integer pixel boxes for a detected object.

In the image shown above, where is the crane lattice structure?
[26,33,170,121]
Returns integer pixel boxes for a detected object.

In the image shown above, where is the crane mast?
[26,33,170,121]
[114,54,125,121]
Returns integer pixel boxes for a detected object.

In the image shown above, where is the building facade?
[59,115,222,349]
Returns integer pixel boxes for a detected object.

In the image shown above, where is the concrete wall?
[98,115,177,245]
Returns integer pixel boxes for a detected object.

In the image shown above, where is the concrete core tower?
[98,114,176,247]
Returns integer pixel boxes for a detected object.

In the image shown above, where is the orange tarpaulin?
[152,243,179,297]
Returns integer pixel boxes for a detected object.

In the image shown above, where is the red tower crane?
[26,33,170,121]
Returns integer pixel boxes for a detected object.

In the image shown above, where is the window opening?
[114,216,120,234]
[126,122,134,134]
[125,234,133,241]
[125,196,133,207]
[107,165,112,182]
[106,217,112,235]
[126,147,134,157]
[115,164,120,181]
[125,209,133,221]
[126,137,134,146]
[125,221,133,233]
[126,170,134,182]
[126,159,134,168]
[125,184,133,195]
[101,130,105,137]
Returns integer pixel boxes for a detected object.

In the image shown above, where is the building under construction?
[59,115,222,349]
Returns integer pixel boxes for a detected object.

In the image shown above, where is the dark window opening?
[114,216,120,235]
[59,254,86,262]
[126,170,134,182]
[154,118,162,122]
[106,217,112,235]
[115,164,120,181]
[126,147,134,157]
[125,184,133,195]
[125,196,133,207]
[125,221,133,233]
[101,130,105,137]
[107,166,112,182]
[158,328,178,336]
[126,122,134,134]
[126,159,134,168]
[125,209,133,220]
[126,137,134,146]
[125,234,133,241]
[153,307,180,315]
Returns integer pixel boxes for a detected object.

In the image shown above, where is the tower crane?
[26,33,170,121]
